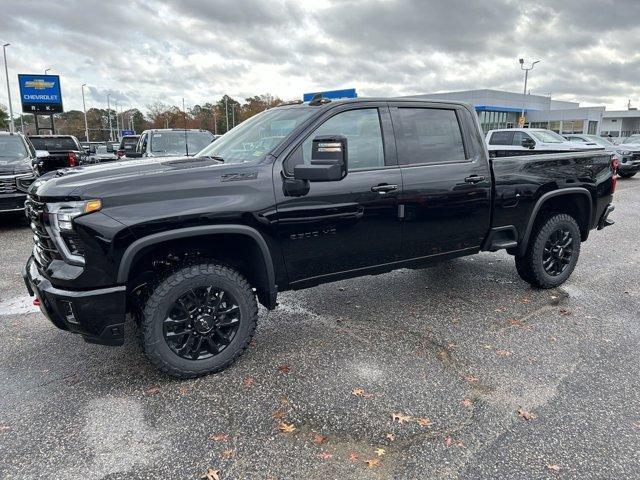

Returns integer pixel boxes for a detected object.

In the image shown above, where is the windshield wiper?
[202,155,224,162]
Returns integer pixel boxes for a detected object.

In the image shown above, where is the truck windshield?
[197,107,315,164]
[0,136,28,163]
[529,131,567,143]
[29,136,78,151]
[150,131,214,156]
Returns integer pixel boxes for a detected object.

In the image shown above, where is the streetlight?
[106,93,113,141]
[81,84,89,142]
[114,99,120,140]
[2,43,15,133]
[519,58,539,126]
[44,68,51,75]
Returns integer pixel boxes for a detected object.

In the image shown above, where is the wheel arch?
[517,187,592,256]
[118,225,278,309]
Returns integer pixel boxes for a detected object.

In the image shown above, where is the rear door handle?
[464,175,486,184]
[371,184,398,194]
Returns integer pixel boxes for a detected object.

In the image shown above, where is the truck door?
[274,105,402,284]
[388,103,491,259]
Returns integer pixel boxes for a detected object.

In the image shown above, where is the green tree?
[0,104,8,130]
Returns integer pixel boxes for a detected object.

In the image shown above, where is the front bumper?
[618,156,640,173]
[0,193,27,213]
[23,256,127,346]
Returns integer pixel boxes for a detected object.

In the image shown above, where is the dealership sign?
[18,74,64,114]
[303,88,357,102]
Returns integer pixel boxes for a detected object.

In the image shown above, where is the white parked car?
[486,128,604,157]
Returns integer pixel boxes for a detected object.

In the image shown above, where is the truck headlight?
[50,199,102,231]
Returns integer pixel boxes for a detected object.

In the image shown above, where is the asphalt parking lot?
[0,180,638,480]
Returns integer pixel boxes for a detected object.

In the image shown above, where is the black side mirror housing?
[294,135,348,182]
[522,137,535,149]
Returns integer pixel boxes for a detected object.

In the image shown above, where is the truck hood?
[615,143,640,151]
[29,155,226,200]
[0,158,34,175]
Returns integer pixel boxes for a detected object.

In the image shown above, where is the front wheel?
[618,171,636,179]
[141,263,258,378]
[515,213,581,289]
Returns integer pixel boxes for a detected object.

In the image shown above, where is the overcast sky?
[1,0,639,115]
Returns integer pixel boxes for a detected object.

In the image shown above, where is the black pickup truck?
[23,98,616,378]
[28,135,87,175]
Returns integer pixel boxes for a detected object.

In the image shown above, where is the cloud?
[1,0,640,115]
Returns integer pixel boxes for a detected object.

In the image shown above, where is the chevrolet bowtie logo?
[25,79,55,90]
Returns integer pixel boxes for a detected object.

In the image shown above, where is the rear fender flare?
[517,187,592,256]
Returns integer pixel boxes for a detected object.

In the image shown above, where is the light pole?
[106,93,113,141]
[519,58,539,126]
[3,43,15,133]
[225,97,229,133]
[44,68,51,75]
[81,84,89,142]
[114,99,120,140]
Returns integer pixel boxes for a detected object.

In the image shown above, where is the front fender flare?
[117,225,277,306]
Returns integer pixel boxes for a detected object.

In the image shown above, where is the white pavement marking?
[0,296,39,315]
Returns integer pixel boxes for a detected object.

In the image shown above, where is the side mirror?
[35,150,49,158]
[521,137,535,149]
[294,135,348,182]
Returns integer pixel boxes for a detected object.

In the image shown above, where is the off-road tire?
[140,263,257,378]
[515,213,581,289]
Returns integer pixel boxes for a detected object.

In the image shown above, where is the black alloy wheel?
[541,227,574,276]
[163,286,241,360]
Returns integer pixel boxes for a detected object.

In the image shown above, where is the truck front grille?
[0,177,18,194]
[25,197,62,269]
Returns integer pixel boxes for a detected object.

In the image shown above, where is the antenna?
[183,97,189,156]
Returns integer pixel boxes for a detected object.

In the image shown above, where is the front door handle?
[464,175,486,184]
[371,184,398,194]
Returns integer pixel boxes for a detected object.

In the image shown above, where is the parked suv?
[116,135,140,158]
[0,132,42,214]
[129,129,214,158]
[486,128,603,157]
[565,133,640,178]
[23,98,616,378]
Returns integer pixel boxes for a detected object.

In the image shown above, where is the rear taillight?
[68,151,77,167]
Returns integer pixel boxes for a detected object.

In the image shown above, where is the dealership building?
[405,89,640,138]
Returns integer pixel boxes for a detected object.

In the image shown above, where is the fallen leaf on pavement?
[201,468,220,480]
[210,433,229,442]
[145,385,161,396]
[463,375,479,383]
[495,307,507,313]
[386,433,396,441]
[392,412,411,424]
[364,458,380,468]
[178,386,189,395]
[221,449,234,460]
[349,452,359,462]
[278,422,296,433]
[517,409,537,420]
[461,398,473,408]
[507,318,524,327]
[313,435,328,445]
[318,452,333,460]
[522,297,531,304]
[444,436,452,447]
[559,308,572,316]
[547,464,561,472]
[272,410,286,419]
[416,417,432,427]
[496,349,512,357]
[456,440,465,448]
[243,377,254,387]
[278,364,291,374]
[352,388,374,399]
[375,448,386,457]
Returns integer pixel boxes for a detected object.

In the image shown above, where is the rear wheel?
[515,213,581,289]
[141,263,257,378]
[618,171,636,179]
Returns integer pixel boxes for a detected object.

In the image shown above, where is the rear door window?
[393,108,466,165]
[512,131,533,146]
[489,131,514,145]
